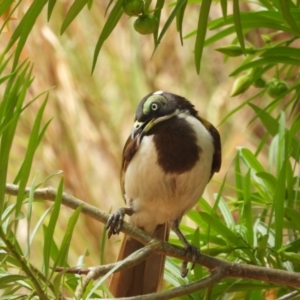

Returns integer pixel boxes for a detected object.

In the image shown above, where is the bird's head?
[131,91,197,139]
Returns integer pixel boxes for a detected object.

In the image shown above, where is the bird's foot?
[180,244,200,278]
[106,207,133,238]
[170,219,200,277]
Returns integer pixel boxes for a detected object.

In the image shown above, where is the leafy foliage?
[0,0,299,299]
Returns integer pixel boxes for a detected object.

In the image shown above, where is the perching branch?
[5,183,300,297]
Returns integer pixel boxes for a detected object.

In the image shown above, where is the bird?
[106,91,221,297]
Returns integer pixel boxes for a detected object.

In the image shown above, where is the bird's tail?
[109,223,169,297]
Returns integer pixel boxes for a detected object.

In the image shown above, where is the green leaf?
[218,197,235,228]
[0,62,31,216]
[274,161,286,250]
[164,258,189,288]
[6,0,48,68]
[176,0,187,45]
[256,172,277,195]
[279,0,300,34]
[154,0,187,53]
[47,0,56,20]
[242,170,254,246]
[259,0,276,11]
[209,11,286,30]
[25,177,37,259]
[0,0,16,17]
[216,45,256,57]
[25,205,52,257]
[240,148,265,173]
[53,270,68,298]
[256,233,268,266]
[232,0,245,50]
[199,212,254,259]
[220,0,227,20]
[230,57,300,76]
[100,229,107,265]
[0,0,19,33]
[0,274,27,285]
[281,251,300,264]
[87,0,93,9]
[61,0,89,34]
[285,208,300,232]
[194,0,212,74]
[14,96,49,221]
[249,103,300,161]
[43,178,64,279]
[52,204,82,272]
[92,0,123,72]
[235,153,244,200]
[284,238,300,252]
[261,47,300,60]
[153,0,164,44]
[230,74,252,97]
[239,148,275,204]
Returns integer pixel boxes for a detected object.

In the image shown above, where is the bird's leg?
[106,206,134,238]
[170,219,200,278]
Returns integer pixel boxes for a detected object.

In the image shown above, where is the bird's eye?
[151,103,159,111]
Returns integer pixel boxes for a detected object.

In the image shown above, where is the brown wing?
[196,116,222,179]
[120,134,141,203]
[207,123,221,178]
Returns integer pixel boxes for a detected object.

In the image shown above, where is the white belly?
[124,115,214,234]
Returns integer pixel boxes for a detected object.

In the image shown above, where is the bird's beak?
[131,119,154,139]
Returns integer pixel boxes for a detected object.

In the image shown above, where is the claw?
[180,261,188,278]
[180,244,200,277]
[106,207,133,238]
[185,244,200,270]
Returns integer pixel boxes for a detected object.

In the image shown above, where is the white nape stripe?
[153,109,179,125]
[153,91,164,95]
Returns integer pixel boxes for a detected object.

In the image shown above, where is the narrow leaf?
[14,96,48,220]
[47,0,56,20]
[43,178,64,279]
[0,0,15,16]
[279,0,300,34]
[285,208,300,232]
[156,0,187,49]
[0,275,27,285]
[220,0,227,20]
[199,212,254,259]
[0,62,31,215]
[232,0,245,50]
[52,204,82,273]
[274,161,286,250]
[194,0,212,74]
[61,0,89,34]
[153,0,164,45]
[249,103,299,161]
[6,0,48,68]
[242,170,254,246]
[92,0,123,72]
[176,0,188,45]
[235,153,244,200]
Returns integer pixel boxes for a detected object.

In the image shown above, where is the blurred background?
[2,1,262,269]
